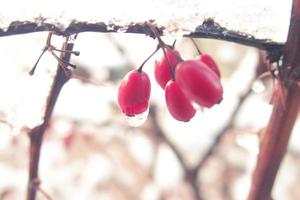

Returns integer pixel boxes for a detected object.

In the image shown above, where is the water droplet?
[252,80,265,93]
[125,109,149,127]
[192,102,204,112]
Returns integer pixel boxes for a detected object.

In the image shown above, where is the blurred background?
[0,32,299,200]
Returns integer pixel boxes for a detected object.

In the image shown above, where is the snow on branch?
[0,0,291,48]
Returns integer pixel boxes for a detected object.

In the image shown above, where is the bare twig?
[0,118,14,129]
[247,1,300,199]
[148,107,202,200]
[194,80,254,171]
[71,74,105,85]
[137,45,160,72]
[189,38,202,55]
[26,35,74,200]
[149,108,189,171]
[35,185,53,200]
[29,32,78,75]
[187,78,254,199]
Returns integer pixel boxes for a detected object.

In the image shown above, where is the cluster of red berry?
[118,39,223,122]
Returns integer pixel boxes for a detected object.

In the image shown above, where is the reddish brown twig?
[29,179,53,200]
[36,186,53,200]
[27,35,74,200]
[247,0,300,199]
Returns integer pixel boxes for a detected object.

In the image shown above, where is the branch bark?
[26,37,73,200]
[0,20,283,53]
[247,0,300,199]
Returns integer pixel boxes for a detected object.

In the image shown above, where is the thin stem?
[195,78,254,170]
[29,32,78,76]
[148,107,202,200]
[146,24,166,48]
[147,24,180,62]
[161,47,176,81]
[190,38,202,55]
[30,179,53,200]
[36,186,53,200]
[164,45,183,63]
[171,39,177,49]
[46,32,53,46]
[50,51,77,69]
[71,74,104,85]
[137,45,160,72]
[27,38,74,200]
[29,48,47,75]
[29,32,52,76]
[147,24,177,80]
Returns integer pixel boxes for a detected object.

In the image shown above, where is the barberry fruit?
[176,60,223,108]
[198,54,221,78]
[165,80,196,122]
[154,48,180,89]
[118,70,151,116]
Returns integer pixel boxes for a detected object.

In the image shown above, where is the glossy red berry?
[198,54,221,78]
[176,60,223,108]
[154,48,180,89]
[118,70,151,116]
[165,80,196,122]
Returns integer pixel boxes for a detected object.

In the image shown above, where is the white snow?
[0,0,292,42]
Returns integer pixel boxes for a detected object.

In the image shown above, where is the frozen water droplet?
[252,80,265,93]
[125,109,149,127]
[192,102,203,112]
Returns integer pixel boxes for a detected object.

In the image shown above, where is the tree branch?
[26,37,74,200]
[0,20,283,54]
[247,0,300,199]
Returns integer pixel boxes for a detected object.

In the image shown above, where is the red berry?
[118,70,151,116]
[154,48,180,89]
[198,54,221,78]
[176,60,223,108]
[165,80,196,122]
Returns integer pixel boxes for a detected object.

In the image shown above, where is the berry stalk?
[147,24,178,81]
[161,47,176,81]
[138,45,160,72]
[190,38,202,55]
